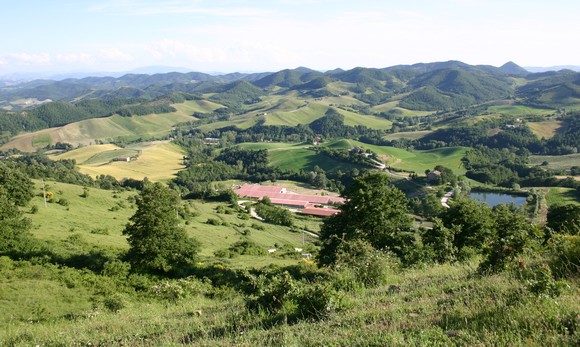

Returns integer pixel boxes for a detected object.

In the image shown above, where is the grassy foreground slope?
[1,257,577,346]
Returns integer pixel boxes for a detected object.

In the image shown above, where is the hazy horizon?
[2,0,579,75]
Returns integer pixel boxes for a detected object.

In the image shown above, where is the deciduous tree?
[318,172,413,265]
[123,182,200,274]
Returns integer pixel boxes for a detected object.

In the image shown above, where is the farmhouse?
[427,170,441,181]
[235,183,345,217]
[114,157,132,162]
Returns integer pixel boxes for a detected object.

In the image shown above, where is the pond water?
[468,192,527,207]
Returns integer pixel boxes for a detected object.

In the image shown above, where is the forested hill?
[1,60,579,141]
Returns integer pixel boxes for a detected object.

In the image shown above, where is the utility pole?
[42,179,47,208]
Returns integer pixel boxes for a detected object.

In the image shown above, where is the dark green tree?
[0,166,34,255]
[422,218,460,263]
[479,204,533,273]
[547,204,580,235]
[0,190,33,255]
[0,164,34,206]
[318,172,413,265]
[440,197,494,255]
[123,182,200,274]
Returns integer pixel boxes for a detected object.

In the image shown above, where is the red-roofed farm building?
[235,184,344,217]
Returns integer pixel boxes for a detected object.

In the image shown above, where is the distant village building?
[427,170,441,181]
[114,157,132,162]
[204,137,220,144]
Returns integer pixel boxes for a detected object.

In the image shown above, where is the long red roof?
[235,184,345,205]
[299,207,341,217]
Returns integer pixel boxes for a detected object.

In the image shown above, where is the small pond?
[468,192,527,207]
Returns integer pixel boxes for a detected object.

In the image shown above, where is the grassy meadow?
[347,140,468,174]
[1,253,577,346]
[530,153,580,171]
[528,120,563,139]
[53,141,186,182]
[488,104,555,116]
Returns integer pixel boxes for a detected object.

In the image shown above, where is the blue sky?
[1,0,579,74]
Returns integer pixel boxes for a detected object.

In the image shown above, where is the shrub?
[90,227,110,235]
[206,218,222,226]
[549,234,580,277]
[332,239,397,288]
[57,198,69,206]
[246,271,343,322]
[522,263,569,298]
[102,293,126,312]
[251,223,265,231]
[215,240,266,258]
[150,277,211,303]
[102,260,131,278]
[294,284,343,321]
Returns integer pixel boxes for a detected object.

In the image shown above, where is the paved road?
[441,189,454,208]
[238,200,263,220]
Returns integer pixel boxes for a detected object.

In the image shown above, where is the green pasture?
[263,102,328,126]
[172,99,224,116]
[269,147,362,173]
[383,130,433,140]
[82,149,139,165]
[488,104,555,115]
[335,108,393,130]
[350,140,468,174]
[530,153,580,170]
[31,133,52,148]
[545,187,580,206]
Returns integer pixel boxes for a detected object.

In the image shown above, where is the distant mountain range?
[525,66,580,73]
[2,62,579,85]
[1,60,579,115]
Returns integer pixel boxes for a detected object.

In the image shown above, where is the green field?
[82,149,139,165]
[530,153,580,170]
[545,187,580,206]
[237,140,468,175]
[487,104,555,115]
[235,141,364,173]
[349,141,468,174]
[383,130,433,140]
[263,102,328,126]
[31,133,52,148]
[336,108,393,130]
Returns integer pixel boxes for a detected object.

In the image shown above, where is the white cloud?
[99,48,135,63]
[55,53,95,65]
[4,52,51,65]
[88,0,274,17]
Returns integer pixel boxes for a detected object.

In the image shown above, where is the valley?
[0,61,578,346]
